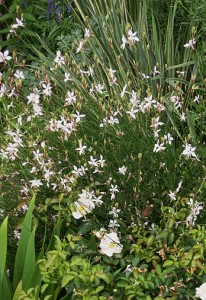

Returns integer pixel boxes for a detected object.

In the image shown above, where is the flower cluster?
[72,189,103,219]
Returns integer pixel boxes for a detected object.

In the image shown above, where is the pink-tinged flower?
[0,50,12,63]
[195,283,206,300]
[65,91,76,105]
[30,179,43,188]
[14,70,25,79]
[99,232,123,257]
[42,83,52,96]
[182,143,197,159]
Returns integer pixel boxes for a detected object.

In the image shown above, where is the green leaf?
[13,195,36,290]
[147,235,155,247]
[1,269,12,300]
[132,257,140,266]
[155,264,162,275]
[163,260,174,267]
[23,13,37,22]
[0,14,14,21]
[22,228,36,290]
[95,286,104,293]
[117,280,128,288]
[78,222,92,234]
[96,273,111,284]
[0,217,8,287]
[71,257,83,266]
[61,275,75,288]
[13,280,23,300]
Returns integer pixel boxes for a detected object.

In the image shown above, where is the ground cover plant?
[0,0,206,299]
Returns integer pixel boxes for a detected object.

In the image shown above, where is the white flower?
[153,66,160,75]
[95,83,105,94]
[42,83,52,96]
[65,91,76,105]
[14,70,25,79]
[72,111,85,123]
[88,156,98,168]
[121,84,127,98]
[121,35,127,50]
[118,165,127,175]
[168,191,176,201]
[54,50,65,65]
[0,50,12,63]
[142,73,149,79]
[6,143,19,160]
[109,184,119,200]
[84,28,91,38]
[153,140,166,153]
[30,179,43,188]
[126,107,138,119]
[99,232,123,257]
[27,93,40,105]
[195,283,206,300]
[194,95,200,103]
[109,184,119,194]
[127,29,140,44]
[182,143,197,159]
[184,38,196,49]
[123,265,134,273]
[0,84,7,97]
[180,112,187,122]
[108,115,119,125]
[14,230,21,240]
[144,95,156,110]
[76,41,83,53]
[75,141,87,156]
[108,219,120,228]
[98,155,106,168]
[64,72,72,82]
[11,17,24,31]
[164,133,174,145]
[177,70,186,77]
[72,197,95,219]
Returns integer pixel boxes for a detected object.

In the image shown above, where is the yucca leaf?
[13,280,23,300]
[22,228,36,290]
[23,223,46,294]
[0,216,8,287]
[13,195,35,290]
[1,270,12,300]
[0,218,12,300]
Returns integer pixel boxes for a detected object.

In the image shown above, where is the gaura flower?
[195,283,206,300]
[0,50,12,63]
[72,198,95,219]
[99,232,123,257]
